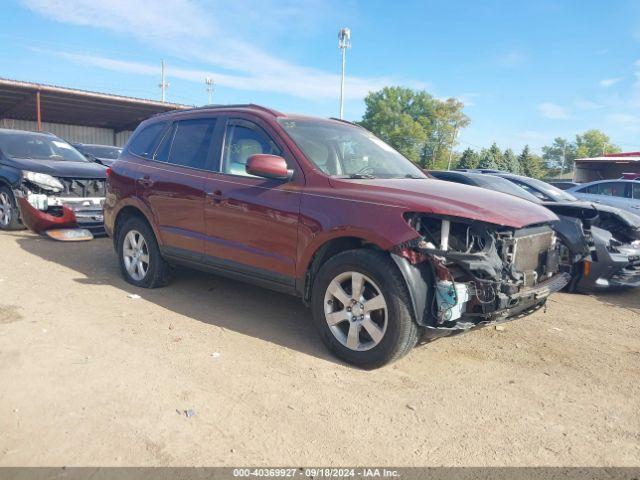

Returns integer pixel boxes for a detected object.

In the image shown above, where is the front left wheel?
[311,249,420,369]
[0,186,24,231]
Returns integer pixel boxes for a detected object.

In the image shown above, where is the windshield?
[0,132,88,162]
[78,145,122,159]
[278,119,426,179]
[505,176,577,202]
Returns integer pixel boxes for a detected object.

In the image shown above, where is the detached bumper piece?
[16,192,105,236]
[15,196,95,241]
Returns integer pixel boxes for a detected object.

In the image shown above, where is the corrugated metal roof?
[575,156,640,162]
[0,77,191,131]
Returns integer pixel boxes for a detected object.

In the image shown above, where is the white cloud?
[538,102,569,119]
[599,77,623,87]
[21,0,427,101]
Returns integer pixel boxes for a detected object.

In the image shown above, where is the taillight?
[106,167,112,177]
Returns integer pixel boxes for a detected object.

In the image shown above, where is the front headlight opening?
[22,171,64,192]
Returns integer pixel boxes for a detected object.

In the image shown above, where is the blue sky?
[1,0,640,152]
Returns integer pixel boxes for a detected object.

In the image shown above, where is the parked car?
[567,179,640,214]
[0,129,107,234]
[548,181,579,190]
[105,105,570,368]
[430,170,640,291]
[72,143,122,166]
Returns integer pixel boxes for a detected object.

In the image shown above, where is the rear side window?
[165,118,218,170]
[597,182,630,198]
[128,122,166,158]
[633,183,640,199]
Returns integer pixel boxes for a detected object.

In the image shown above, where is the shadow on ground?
[589,288,640,312]
[14,231,338,364]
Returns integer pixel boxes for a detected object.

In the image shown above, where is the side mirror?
[246,154,292,180]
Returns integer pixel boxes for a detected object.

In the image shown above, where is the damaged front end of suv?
[393,214,570,336]
[14,171,106,235]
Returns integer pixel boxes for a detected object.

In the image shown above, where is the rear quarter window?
[128,122,167,158]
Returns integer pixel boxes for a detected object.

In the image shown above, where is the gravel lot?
[0,230,638,466]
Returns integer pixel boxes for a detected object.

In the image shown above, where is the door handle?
[206,190,224,205]
[136,176,154,188]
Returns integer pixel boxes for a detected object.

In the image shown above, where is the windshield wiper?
[337,173,377,179]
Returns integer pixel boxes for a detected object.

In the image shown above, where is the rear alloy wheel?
[0,186,24,231]
[117,216,172,288]
[311,249,419,369]
[122,230,150,281]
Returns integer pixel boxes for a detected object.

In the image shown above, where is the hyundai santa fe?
[104,104,569,368]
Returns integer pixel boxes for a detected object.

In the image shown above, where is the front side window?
[633,183,640,199]
[278,118,425,179]
[128,122,167,158]
[0,132,88,162]
[164,118,218,170]
[222,121,282,177]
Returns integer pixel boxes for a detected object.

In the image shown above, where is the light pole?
[338,27,351,119]
[159,60,170,102]
[205,77,215,104]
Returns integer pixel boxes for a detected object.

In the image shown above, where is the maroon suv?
[104,105,569,368]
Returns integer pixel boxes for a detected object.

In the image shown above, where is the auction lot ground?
[0,230,638,466]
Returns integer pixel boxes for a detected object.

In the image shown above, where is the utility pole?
[560,142,566,175]
[205,77,215,104]
[159,60,169,102]
[447,125,459,170]
[338,27,351,119]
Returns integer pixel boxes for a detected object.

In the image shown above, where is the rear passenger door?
[137,115,222,261]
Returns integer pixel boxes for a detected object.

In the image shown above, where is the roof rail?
[152,103,283,118]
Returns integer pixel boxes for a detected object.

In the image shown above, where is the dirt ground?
[0,230,638,467]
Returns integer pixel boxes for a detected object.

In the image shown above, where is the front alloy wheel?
[324,271,388,351]
[0,191,12,228]
[311,249,419,369]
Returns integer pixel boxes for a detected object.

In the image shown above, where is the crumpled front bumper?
[15,191,105,235]
[577,227,640,291]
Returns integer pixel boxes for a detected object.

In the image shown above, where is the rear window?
[128,122,167,158]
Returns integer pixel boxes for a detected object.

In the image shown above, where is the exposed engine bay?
[14,173,105,235]
[395,214,570,333]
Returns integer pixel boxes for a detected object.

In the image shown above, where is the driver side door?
[203,116,303,291]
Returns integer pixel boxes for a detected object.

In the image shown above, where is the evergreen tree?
[478,148,498,169]
[503,148,520,174]
[457,147,480,169]
[518,145,543,178]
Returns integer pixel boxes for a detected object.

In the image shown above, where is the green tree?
[483,142,506,170]
[457,147,479,169]
[478,148,498,169]
[503,148,520,174]
[575,130,620,158]
[359,86,469,168]
[518,145,543,178]
[542,137,577,175]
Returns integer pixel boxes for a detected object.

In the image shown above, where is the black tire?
[116,215,172,288]
[0,186,25,231]
[311,249,419,369]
